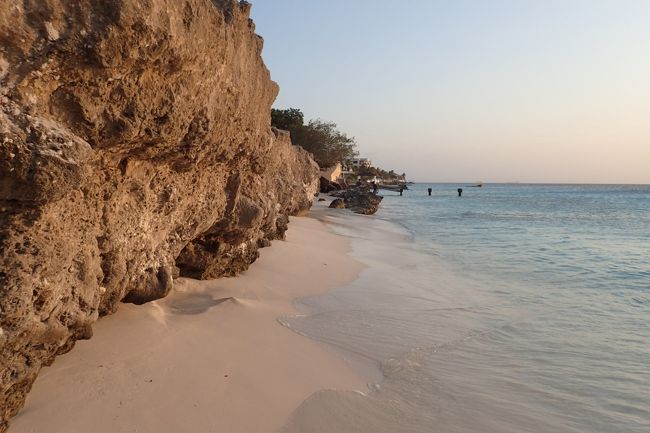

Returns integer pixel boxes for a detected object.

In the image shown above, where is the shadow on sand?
[168,293,237,315]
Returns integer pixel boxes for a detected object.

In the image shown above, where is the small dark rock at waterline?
[329,199,346,209]
[329,188,383,215]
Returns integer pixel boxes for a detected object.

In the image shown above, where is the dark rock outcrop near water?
[319,176,342,194]
[328,198,346,209]
[330,188,383,215]
[0,1,319,429]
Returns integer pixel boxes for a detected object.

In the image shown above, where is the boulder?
[328,199,346,209]
[319,176,342,193]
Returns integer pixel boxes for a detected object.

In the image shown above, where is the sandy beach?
[3,1,648,432]
[11,211,367,433]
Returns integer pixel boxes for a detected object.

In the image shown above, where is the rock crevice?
[0,1,318,429]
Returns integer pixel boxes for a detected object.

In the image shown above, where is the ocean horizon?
[3,1,650,431]
[414,182,650,186]
[281,183,650,433]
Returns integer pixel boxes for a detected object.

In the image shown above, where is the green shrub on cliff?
[272,108,357,168]
[271,107,304,132]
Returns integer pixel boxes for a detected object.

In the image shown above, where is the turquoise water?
[281,184,650,433]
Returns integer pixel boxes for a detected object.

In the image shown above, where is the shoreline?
[11,209,369,433]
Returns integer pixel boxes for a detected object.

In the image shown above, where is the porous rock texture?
[0,1,319,429]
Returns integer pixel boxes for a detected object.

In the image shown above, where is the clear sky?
[250,0,650,184]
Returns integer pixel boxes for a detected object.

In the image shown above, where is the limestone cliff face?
[0,0,319,429]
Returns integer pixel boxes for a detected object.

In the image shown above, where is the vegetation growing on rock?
[271,108,357,168]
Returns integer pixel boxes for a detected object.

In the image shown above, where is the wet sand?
[11,213,367,433]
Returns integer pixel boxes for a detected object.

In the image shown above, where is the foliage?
[354,166,406,182]
[271,108,357,168]
[271,108,304,132]
[292,120,357,168]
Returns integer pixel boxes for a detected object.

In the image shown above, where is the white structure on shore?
[346,158,373,170]
[320,162,342,182]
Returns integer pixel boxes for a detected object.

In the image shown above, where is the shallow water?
[280,184,650,433]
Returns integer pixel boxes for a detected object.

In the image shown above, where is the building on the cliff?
[347,158,373,169]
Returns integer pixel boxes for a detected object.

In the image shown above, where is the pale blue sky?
[251,1,650,183]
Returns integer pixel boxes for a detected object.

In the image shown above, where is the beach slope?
[11,216,366,433]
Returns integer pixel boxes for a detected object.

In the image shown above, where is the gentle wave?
[282,184,650,433]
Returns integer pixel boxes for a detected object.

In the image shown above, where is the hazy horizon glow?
[251,1,650,184]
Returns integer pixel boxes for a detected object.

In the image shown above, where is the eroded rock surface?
[0,1,318,429]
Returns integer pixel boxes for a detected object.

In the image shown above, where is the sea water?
[280,184,650,433]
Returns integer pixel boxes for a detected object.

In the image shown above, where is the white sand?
[11,214,367,433]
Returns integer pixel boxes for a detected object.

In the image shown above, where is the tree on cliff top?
[271,108,304,132]
[272,108,357,168]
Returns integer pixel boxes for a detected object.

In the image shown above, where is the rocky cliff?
[0,1,319,429]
